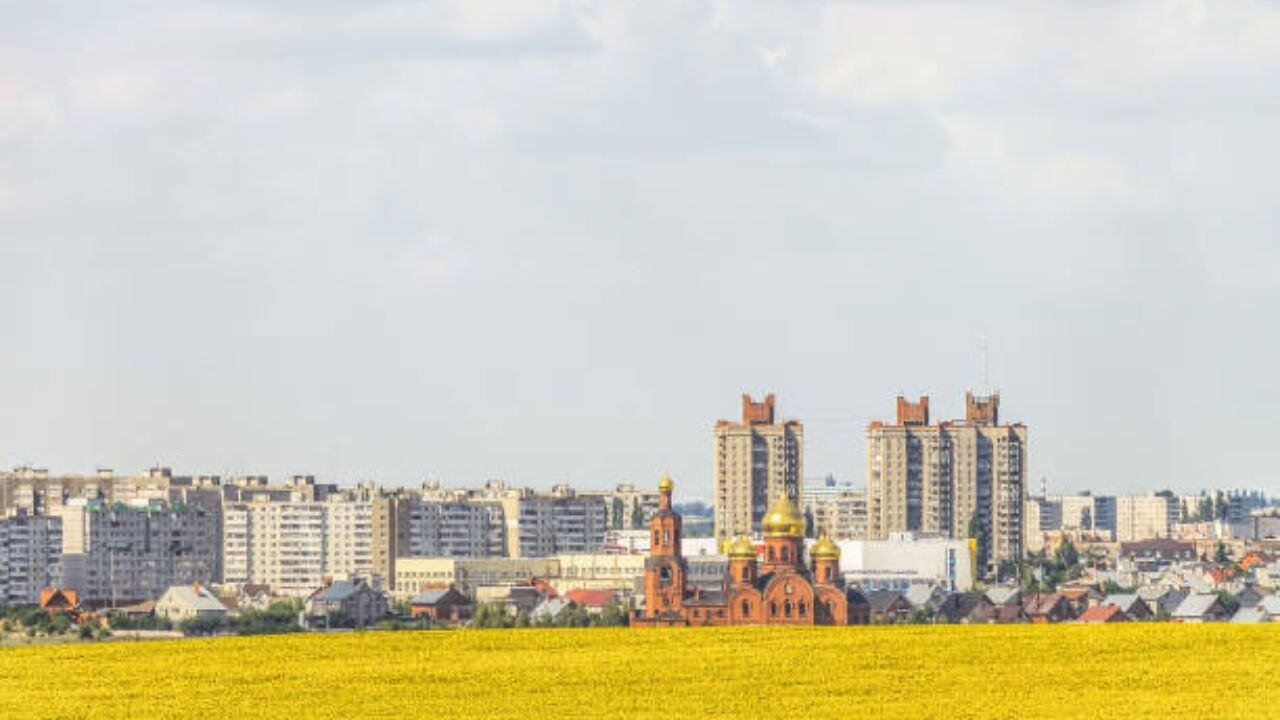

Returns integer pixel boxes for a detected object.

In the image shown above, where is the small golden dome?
[657,474,674,493]
[761,494,805,538]
[727,536,758,560]
[810,533,841,560]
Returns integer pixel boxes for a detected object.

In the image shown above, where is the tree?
[1054,538,1079,569]
[1213,589,1240,616]
[554,602,591,628]
[1214,542,1230,564]
[78,624,95,640]
[611,498,625,530]
[178,614,226,637]
[597,601,630,627]
[49,611,72,635]
[471,602,512,629]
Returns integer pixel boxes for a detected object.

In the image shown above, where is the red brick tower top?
[741,393,776,424]
[895,395,930,426]
[965,392,999,426]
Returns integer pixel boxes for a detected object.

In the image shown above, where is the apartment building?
[401,486,505,558]
[221,477,376,595]
[866,393,1027,571]
[578,483,659,530]
[0,513,62,603]
[801,476,867,540]
[1026,492,1117,545]
[498,484,608,557]
[53,497,222,605]
[1116,492,1179,542]
[0,466,206,515]
[713,393,804,541]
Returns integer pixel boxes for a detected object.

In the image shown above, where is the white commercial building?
[836,534,974,591]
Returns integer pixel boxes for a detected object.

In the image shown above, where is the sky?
[2,1,1279,498]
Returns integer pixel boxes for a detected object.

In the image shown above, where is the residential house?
[984,586,1021,607]
[1103,594,1154,621]
[155,583,229,622]
[1077,605,1128,623]
[1230,606,1269,623]
[1233,584,1267,609]
[306,578,388,628]
[562,588,623,614]
[1057,586,1103,614]
[1171,593,1231,623]
[1137,586,1187,617]
[1239,550,1272,571]
[37,588,79,618]
[1119,539,1195,570]
[865,589,913,624]
[903,584,948,612]
[410,588,471,623]
[1256,596,1280,621]
[1022,593,1077,623]
[937,593,995,624]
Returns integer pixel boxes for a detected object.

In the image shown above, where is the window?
[770,601,778,617]
[784,601,793,617]
[663,530,670,544]
[781,546,790,562]
[799,601,807,617]
[741,567,750,581]
[767,547,776,562]
[824,567,832,582]
[660,566,671,585]
[742,601,751,615]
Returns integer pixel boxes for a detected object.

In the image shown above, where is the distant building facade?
[866,393,1027,571]
[53,497,221,605]
[221,478,376,595]
[713,394,804,542]
[0,513,62,603]
[1116,492,1179,542]
[801,476,867,540]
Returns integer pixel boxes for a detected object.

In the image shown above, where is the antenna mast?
[978,335,989,396]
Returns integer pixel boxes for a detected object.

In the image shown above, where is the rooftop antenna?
[977,335,989,397]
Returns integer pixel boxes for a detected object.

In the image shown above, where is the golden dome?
[657,474,674,493]
[761,494,805,538]
[727,536,758,560]
[810,533,841,560]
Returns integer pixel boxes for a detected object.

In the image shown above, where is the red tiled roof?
[1078,605,1126,623]
[563,588,619,607]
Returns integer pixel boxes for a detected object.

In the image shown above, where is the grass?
[0,624,1276,718]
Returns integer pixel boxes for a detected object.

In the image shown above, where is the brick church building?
[632,475,865,626]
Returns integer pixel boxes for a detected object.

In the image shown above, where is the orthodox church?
[632,475,863,626]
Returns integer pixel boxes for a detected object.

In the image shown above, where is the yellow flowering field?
[0,625,1276,718]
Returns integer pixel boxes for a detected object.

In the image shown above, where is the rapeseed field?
[0,625,1276,718]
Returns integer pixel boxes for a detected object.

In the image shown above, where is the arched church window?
[653,531,660,546]
[784,601,793,617]
[767,547,775,562]
[742,601,751,615]
[781,546,790,562]
[660,567,671,585]
[799,601,807,617]
[824,567,832,582]
[663,530,670,545]
[769,601,777,617]
[741,567,750,581]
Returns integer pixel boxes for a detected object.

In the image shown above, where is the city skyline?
[5,3,1280,497]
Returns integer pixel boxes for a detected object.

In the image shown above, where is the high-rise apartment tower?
[713,394,803,541]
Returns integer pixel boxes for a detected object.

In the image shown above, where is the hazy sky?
[3,1,1279,498]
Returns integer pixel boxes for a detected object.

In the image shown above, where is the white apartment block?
[222,483,376,595]
[1116,492,1179,542]
[0,513,62,603]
